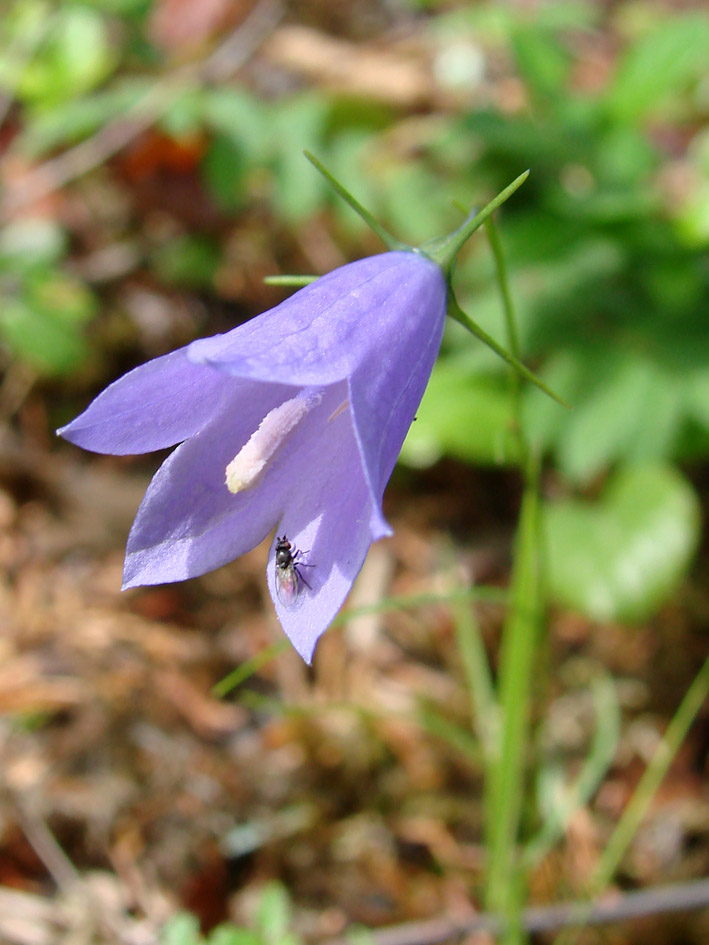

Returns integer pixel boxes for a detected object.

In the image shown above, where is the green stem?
[453,595,498,762]
[483,212,545,945]
[303,151,406,252]
[485,464,542,943]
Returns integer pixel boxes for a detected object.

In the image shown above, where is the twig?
[322,878,709,945]
[0,0,284,221]
[17,806,80,894]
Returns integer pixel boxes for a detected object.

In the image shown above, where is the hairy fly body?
[274,535,312,607]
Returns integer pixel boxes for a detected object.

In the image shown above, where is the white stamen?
[226,389,322,494]
[327,399,349,424]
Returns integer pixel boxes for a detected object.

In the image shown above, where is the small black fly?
[274,535,313,607]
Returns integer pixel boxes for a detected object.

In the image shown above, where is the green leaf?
[161,912,202,945]
[201,135,250,211]
[160,86,206,138]
[152,235,220,289]
[257,883,292,945]
[18,6,115,106]
[208,928,261,945]
[270,98,328,223]
[0,271,96,375]
[556,355,683,483]
[511,25,570,103]
[202,88,268,162]
[545,464,701,622]
[607,14,709,121]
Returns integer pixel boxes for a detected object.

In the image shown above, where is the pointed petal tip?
[370,510,393,543]
[295,639,316,665]
[121,573,141,592]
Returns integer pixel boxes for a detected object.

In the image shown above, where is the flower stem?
[483,214,545,944]
[485,463,542,943]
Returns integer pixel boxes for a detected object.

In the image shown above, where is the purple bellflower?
[59,251,446,662]
[58,162,546,663]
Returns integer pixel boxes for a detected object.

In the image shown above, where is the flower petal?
[123,379,299,587]
[347,265,446,526]
[266,389,376,663]
[187,252,444,389]
[58,348,236,455]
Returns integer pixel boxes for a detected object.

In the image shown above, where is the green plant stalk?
[592,649,709,892]
[484,466,542,942]
[551,651,709,945]
[453,595,498,761]
[483,215,545,943]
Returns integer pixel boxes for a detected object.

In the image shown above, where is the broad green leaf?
[685,368,709,431]
[545,464,700,622]
[381,161,457,245]
[326,130,378,237]
[607,14,709,121]
[556,354,681,484]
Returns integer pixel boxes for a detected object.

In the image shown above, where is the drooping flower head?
[59,162,542,662]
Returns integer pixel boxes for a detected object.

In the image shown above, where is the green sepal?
[303,151,407,252]
[447,291,570,408]
[264,275,318,287]
[420,170,530,273]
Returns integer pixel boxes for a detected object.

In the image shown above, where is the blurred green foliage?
[161,883,301,945]
[1,0,707,621]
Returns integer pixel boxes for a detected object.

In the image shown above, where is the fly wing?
[276,566,299,607]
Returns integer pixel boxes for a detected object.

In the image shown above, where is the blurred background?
[0,0,708,942]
